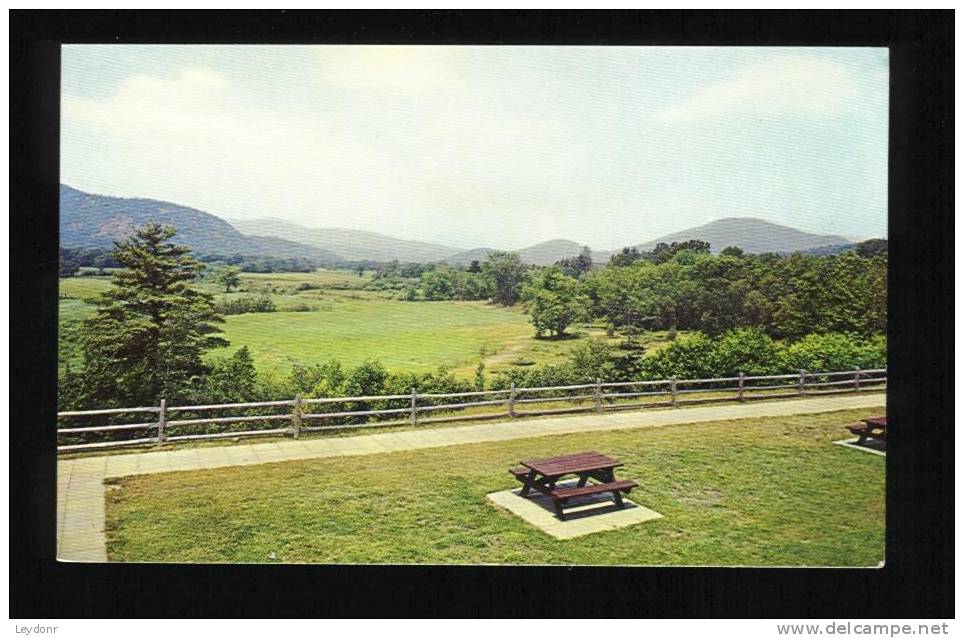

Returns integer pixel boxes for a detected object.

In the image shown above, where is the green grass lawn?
[104,408,885,565]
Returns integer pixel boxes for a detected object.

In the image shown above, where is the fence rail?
[56,367,887,452]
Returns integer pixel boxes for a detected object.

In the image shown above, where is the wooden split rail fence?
[57,367,887,452]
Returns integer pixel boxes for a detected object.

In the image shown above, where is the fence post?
[798,369,806,395]
[291,395,302,439]
[738,372,745,402]
[671,378,678,407]
[410,387,418,426]
[508,382,516,417]
[853,366,861,392]
[594,377,602,413]
[156,398,166,445]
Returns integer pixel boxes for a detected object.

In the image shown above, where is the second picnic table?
[847,415,887,445]
[510,451,638,520]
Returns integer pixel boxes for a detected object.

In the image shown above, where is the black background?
[10,10,954,618]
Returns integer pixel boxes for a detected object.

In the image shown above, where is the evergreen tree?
[78,223,227,406]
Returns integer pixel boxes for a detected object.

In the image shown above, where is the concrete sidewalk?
[57,392,885,562]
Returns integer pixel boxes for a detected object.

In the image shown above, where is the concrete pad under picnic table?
[833,437,887,456]
[487,480,663,540]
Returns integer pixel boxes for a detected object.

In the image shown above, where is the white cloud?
[62,66,384,214]
[315,46,467,92]
[653,56,866,124]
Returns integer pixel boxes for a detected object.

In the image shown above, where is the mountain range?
[59,185,341,262]
[60,184,864,265]
[227,217,458,263]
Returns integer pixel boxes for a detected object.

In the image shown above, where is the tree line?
[61,246,341,276]
[393,239,886,343]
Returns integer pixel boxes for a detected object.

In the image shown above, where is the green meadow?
[58,269,670,378]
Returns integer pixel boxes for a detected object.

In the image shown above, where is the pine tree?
[79,223,227,406]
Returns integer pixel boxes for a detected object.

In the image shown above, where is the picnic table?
[847,415,887,445]
[509,451,637,520]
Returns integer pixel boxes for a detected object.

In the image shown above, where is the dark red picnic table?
[847,416,887,445]
[509,451,637,520]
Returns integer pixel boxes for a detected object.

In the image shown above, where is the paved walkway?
[57,393,885,562]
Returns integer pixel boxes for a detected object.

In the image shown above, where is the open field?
[236,269,374,290]
[103,408,884,565]
[59,270,675,378]
[208,297,638,376]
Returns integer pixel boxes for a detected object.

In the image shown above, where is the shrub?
[214,294,276,315]
[343,360,388,400]
[287,303,316,312]
[203,347,259,403]
[641,332,718,380]
[567,338,617,382]
[779,332,886,374]
[711,327,781,377]
[490,363,583,394]
[386,366,473,399]
[288,360,345,397]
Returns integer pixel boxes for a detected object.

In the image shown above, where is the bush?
[288,360,345,397]
[640,332,718,380]
[711,328,781,377]
[386,366,473,400]
[214,294,276,315]
[567,339,617,382]
[779,332,886,374]
[490,363,583,394]
[286,303,316,312]
[343,360,388,401]
[203,347,259,403]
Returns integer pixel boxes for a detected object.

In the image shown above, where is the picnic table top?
[862,416,887,428]
[520,451,622,477]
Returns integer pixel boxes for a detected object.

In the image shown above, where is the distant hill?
[227,218,458,263]
[443,247,498,265]
[59,185,343,262]
[634,218,851,255]
[445,240,611,266]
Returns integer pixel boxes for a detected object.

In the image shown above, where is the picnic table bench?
[510,451,637,520]
[847,416,887,445]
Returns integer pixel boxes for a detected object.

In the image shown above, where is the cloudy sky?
[62,46,888,250]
